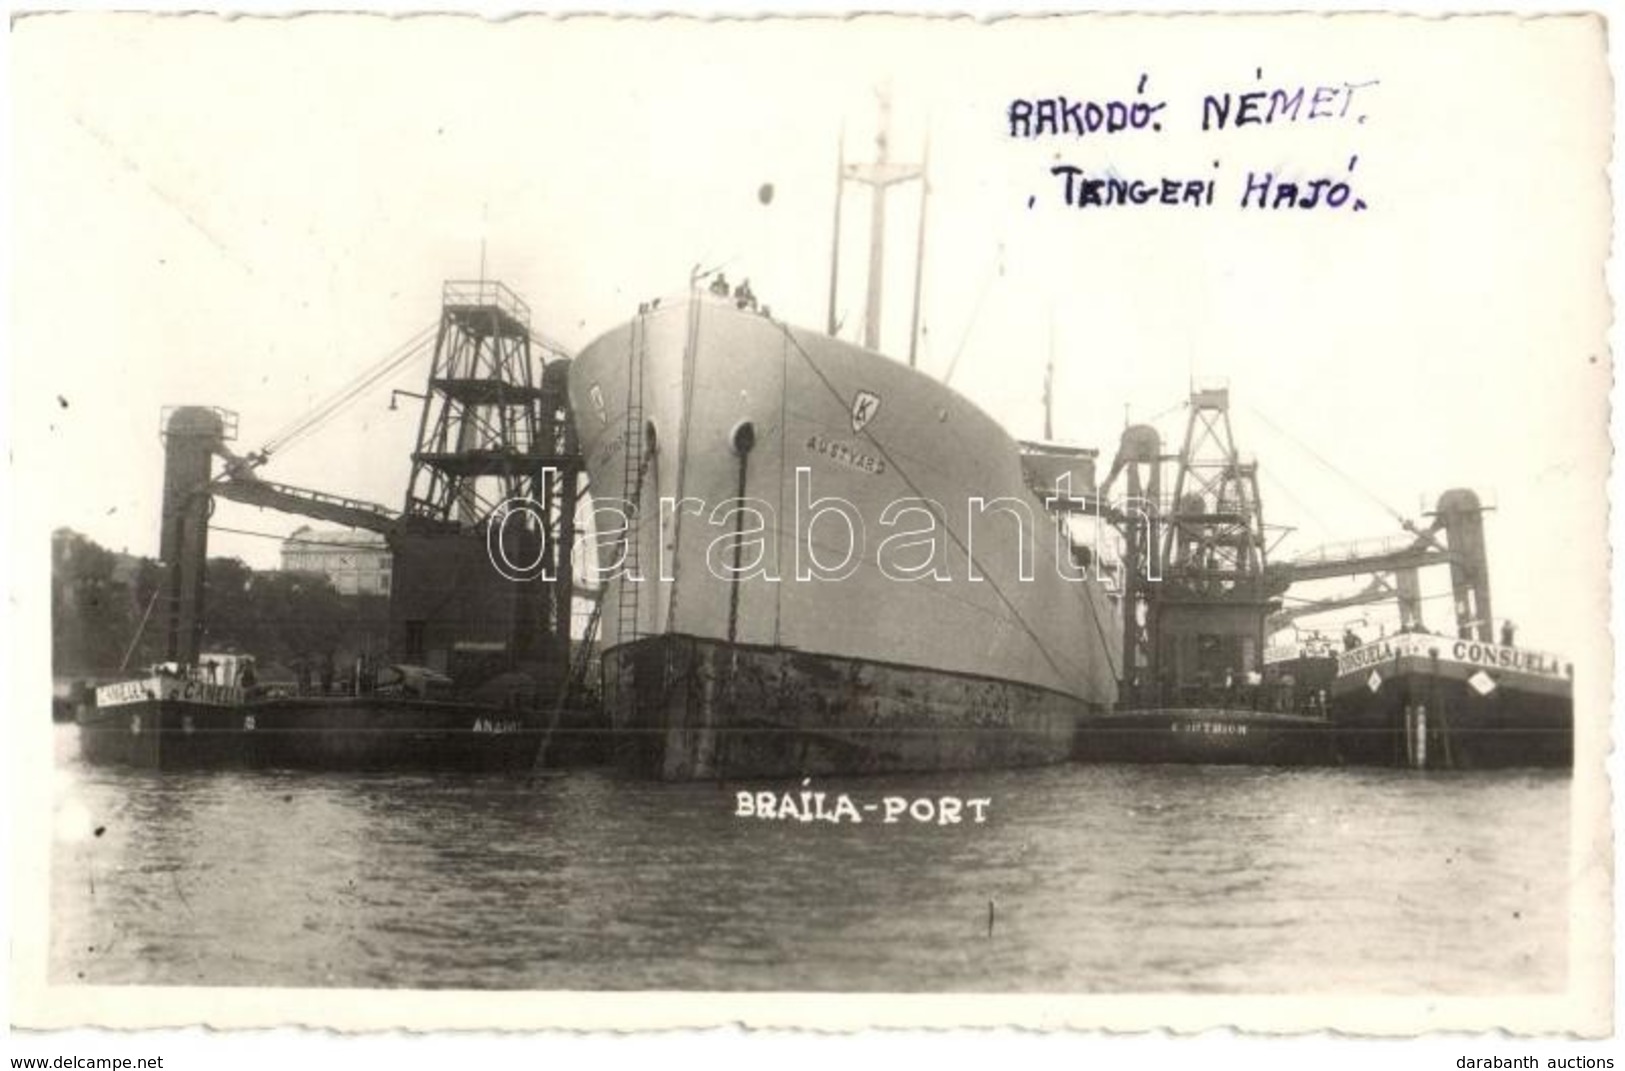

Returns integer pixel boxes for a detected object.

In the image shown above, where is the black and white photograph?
[7,10,1613,1039]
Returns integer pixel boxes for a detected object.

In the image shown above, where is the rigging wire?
[527,328,574,359]
[1256,465,1336,544]
[259,322,440,458]
[208,523,386,551]
[1139,397,1189,429]
[1243,401,1414,528]
[265,325,438,456]
[940,243,1003,387]
[261,350,432,461]
[262,322,434,448]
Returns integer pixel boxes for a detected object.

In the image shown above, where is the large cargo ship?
[570,297,1122,779]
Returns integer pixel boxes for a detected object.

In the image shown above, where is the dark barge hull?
[1073,708,1336,766]
[75,695,599,771]
[603,633,1089,781]
[1330,667,1572,769]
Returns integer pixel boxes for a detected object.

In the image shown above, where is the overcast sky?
[11,13,1610,659]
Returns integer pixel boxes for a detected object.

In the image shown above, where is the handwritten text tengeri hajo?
[1008,69,1379,213]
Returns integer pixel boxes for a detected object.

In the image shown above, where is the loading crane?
[154,281,586,698]
[1097,383,1499,707]
[1263,488,1495,642]
[211,472,399,535]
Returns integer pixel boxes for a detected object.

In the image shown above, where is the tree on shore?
[51,528,385,678]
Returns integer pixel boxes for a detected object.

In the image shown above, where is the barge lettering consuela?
[1336,634,1572,680]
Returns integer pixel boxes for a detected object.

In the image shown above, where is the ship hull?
[1074,709,1336,766]
[571,298,1120,780]
[1328,635,1573,769]
[1330,674,1572,769]
[605,633,1087,780]
[76,695,598,771]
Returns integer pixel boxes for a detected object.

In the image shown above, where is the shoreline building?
[279,526,393,596]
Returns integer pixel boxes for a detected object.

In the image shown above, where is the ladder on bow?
[614,316,649,647]
[570,586,608,684]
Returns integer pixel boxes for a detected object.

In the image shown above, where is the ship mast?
[906,130,932,368]
[863,96,889,353]
[825,126,846,337]
[826,88,929,361]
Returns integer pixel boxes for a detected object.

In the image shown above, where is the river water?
[48,725,1568,993]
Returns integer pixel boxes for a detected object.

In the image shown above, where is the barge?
[77,672,545,770]
[1328,631,1573,769]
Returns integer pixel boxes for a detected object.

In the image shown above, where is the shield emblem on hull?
[850,390,881,434]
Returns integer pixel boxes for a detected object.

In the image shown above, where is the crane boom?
[210,475,398,535]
